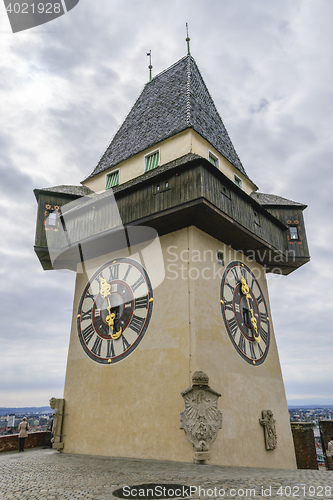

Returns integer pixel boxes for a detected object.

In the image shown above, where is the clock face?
[77,258,153,364]
[220,261,270,365]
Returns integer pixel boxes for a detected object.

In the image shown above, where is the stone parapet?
[291,422,318,470]
[319,420,333,471]
[0,431,51,453]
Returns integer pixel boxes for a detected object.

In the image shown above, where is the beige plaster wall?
[83,130,257,195]
[190,132,257,194]
[62,230,192,461]
[62,226,296,469]
[184,227,296,469]
[83,130,193,193]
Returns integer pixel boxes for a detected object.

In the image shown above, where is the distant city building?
[7,414,15,427]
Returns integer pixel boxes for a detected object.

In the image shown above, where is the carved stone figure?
[49,397,65,450]
[180,371,222,463]
[259,409,277,450]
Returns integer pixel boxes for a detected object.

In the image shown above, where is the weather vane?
[186,23,191,55]
[147,50,153,82]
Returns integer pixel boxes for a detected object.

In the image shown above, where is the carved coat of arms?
[180,371,222,458]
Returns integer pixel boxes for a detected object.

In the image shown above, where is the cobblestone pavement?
[0,448,332,500]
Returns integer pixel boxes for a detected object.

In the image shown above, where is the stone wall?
[291,423,318,470]
[0,432,51,453]
[319,420,333,471]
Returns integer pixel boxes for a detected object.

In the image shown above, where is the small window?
[217,251,224,266]
[153,179,170,195]
[289,226,299,240]
[209,151,219,168]
[221,185,231,199]
[145,151,159,172]
[106,170,119,189]
[47,212,57,226]
[234,174,242,188]
[253,209,260,226]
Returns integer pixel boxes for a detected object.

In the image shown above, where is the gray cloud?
[0,0,332,406]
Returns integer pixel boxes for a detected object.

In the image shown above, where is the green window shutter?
[209,153,218,167]
[106,170,119,189]
[234,175,242,188]
[145,151,159,172]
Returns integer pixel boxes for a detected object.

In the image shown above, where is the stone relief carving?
[180,371,222,463]
[50,397,65,450]
[259,409,277,450]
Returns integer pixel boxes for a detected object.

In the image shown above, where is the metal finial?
[186,23,191,55]
[147,50,153,82]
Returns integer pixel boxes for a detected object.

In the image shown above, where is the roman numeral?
[91,337,102,356]
[109,264,119,281]
[85,290,95,302]
[82,324,94,344]
[106,339,115,358]
[260,326,268,344]
[257,343,264,357]
[129,314,145,335]
[223,299,233,311]
[260,312,268,324]
[227,317,238,338]
[224,279,235,294]
[256,295,263,305]
[238,335,246,354]
[249,342,256,360]
[123,265,132,282]
[135,295,148,309]
[122,334,130,351]
[231,267,239,282]
[131,275,145,292]
[94,274,103,286]
[80,308,92,321]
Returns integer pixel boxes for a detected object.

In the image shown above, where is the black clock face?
[77,258,153,364]
[220,261,270,365]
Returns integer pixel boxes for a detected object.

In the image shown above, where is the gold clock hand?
[100,279,122,339]
[241,278,261,343]
[105,303,122,340]
[100,278,111,299]
[110,327,122,340]
[105,307,115,329]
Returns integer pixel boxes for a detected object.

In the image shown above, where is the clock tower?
[34,52,309,468]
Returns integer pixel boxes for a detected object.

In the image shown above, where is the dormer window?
[106,170,119,189]
[209,151,219,168]
[145,150,159,172]
[234,174,242,189]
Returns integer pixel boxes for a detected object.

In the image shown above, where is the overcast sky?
[0,0,332,407]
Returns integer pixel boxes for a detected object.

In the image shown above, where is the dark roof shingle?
[251,192,307,208]
[85,55,247,180]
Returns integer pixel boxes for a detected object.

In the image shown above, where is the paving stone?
[0,449,332,500]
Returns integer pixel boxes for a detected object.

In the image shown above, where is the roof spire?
[185,23,191,55]
[147,50,153,82]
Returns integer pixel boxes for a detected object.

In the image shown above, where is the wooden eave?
[42,155,309,275]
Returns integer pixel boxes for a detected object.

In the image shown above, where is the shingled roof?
[85,55,247,180]
[251,192,307,209]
